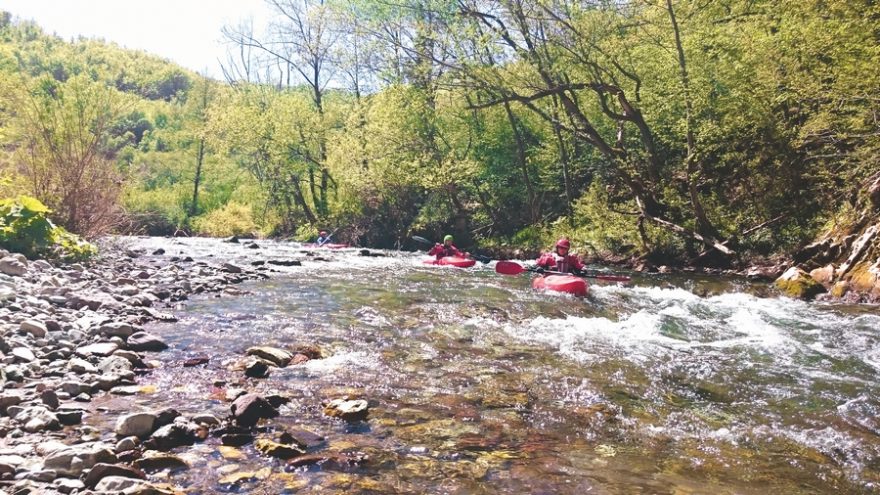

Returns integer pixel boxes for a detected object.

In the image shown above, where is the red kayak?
[532,275,589,297]
[423,256,476,268]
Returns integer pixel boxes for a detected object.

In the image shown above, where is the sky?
[0,0,272,77]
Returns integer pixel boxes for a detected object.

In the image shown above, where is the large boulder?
[775,267,826,300]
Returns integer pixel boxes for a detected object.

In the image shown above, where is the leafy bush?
[191,201,258,237]
[0,196,95,260]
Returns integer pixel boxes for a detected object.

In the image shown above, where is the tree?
[1,73,130,237]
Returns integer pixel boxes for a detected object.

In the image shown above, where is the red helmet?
[555,238,571,250]
[319,231,328,236]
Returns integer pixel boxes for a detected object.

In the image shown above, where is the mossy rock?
[830,281,850,298]
[775,267,826,300]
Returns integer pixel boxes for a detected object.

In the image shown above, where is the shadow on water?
[96,237,880,494]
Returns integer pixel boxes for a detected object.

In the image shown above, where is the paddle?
[317,228,338,246]
[495,260,631,282]
[410,235,491,263]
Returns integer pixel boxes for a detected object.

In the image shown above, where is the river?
[104,237,880,494]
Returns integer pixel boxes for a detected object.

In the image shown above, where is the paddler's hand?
[535,267,546,274]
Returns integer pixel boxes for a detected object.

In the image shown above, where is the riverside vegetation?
[1,2,879,299]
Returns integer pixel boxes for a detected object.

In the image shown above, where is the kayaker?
[536,238,585,274]
[316,230,330,245]
[428,234,468,260]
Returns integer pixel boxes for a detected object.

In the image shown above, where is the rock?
[191,414,220,427]
[76,342,119,357]
[744,265,785,280]
[126,332,169,352]
[69,358,98,374]
[809,264,836,285]
[0,391,24,413]
[56,409,83,426]
[94,475,179,494]
[83,462,145,489]
[254,438,305,459]
[221,263,242,274]
[323,398,369,422]
[291,353,310,365]
[286,452,367,470]
[115,412,157,438]
[244,358,271,378]
[831,281,850,298]
[152,248,165,255]
[267,259,302,266]
[775,267,826,300]
[53,478,85,493]
[98,355,134,375]
[18,406,60,432]
[145,422,196,451]
[11,347,36,363]
[96,322,136,338]
[282,429,326,449]
[246,346,293,367]
[231,394,279,427]
[292,344,323,360]
[133,452,189,472]
[220,433,254,447]
[182,355,209,367]
[20,320,48,338]
[0,256,27,276]
[43,442,116,476]
[40,390,59,410]
[116,436,140,453]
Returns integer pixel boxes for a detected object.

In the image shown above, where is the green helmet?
[443,234,454,242]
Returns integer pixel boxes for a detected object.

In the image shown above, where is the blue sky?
[1,0,272,77]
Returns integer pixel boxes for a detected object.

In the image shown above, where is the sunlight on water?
[114,237,880,494]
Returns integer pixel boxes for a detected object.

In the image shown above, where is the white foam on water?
[303,350,384,374]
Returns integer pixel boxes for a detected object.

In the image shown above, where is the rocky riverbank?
[0,239,371,494]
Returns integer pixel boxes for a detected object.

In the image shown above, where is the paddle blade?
[411,235,433,246]
[495,260,526,275]
[472,254,492,264]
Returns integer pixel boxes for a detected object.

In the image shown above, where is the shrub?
[0,196,95,260]
[191,202,258,237]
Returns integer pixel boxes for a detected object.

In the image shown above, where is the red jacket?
[536,252,584,274]
[428,243,463,259]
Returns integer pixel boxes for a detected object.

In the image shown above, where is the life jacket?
[536,252,584,273]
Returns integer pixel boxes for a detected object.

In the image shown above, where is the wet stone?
[254,438,305,459]
[183,355,210,367]
[282,429,326,449]
[83,462,146,489]
[126,332,169,352]
[221,433,254,447]
[323,398,369,422]
[244,358,271,378]
[231,394,279,428]
[246,346,293,367]
[115,412,157,438]
[133,452,189,473]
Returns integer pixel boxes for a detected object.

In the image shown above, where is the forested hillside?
[1,1,878,273]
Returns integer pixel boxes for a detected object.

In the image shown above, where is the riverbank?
[0,238,290,493]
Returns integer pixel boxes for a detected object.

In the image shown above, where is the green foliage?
[0,196,95,260]
[191,202,259,237]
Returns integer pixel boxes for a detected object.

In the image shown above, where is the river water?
[113,237,880,494]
